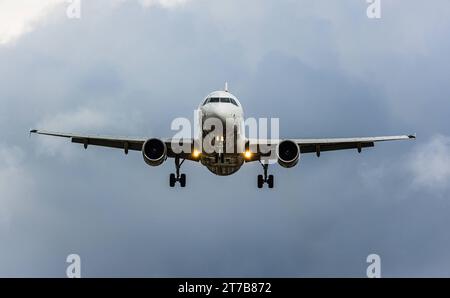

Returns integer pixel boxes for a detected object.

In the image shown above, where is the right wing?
[293,135,416,154]
[246,134,415,161]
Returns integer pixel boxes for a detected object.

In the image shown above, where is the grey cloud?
[408,134,450,192]
[0,0,450,277]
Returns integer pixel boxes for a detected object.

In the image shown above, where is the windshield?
[203,97,239,106]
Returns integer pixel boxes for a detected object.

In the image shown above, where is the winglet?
[224,82,228,92]
[408,133,416,139]
[29,129,37,138]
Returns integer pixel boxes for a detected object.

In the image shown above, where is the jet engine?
[277,140,300,168]
[142,138,167,166]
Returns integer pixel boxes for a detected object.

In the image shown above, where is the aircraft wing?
[294,134,415,154]
[248,134,415,159]
[29,129,195,159]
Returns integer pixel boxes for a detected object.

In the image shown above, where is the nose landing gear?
[170,156,186,187]
[257,161,274,189]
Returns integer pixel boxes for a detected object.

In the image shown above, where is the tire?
[257,174,264,188]
[180,174,186,187]
[268,175,274,189]
[169,173,176,187]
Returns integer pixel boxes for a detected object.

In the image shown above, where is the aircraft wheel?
[268,175,274,189]
[169,173,176,187]
[180,174,186,187]
[257,175,264,188]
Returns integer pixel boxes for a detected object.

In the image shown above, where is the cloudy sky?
[0,0,450,277]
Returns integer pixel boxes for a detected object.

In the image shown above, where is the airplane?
[30,83,415,188]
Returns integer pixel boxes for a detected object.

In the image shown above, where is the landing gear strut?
[170,156,186,187]
[257,161,274,189]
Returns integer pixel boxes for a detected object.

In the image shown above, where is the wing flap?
[71,137,144,151]
[299,141,374,154]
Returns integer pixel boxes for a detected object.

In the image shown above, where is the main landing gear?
[257,161,274,189]
[170,156,186,187]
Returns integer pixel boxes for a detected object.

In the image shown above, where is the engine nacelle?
[142,138,167,166]
[277,140,300,168]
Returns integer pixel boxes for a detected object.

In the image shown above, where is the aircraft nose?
[204,105,231,121]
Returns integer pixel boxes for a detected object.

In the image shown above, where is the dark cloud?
[0,0,450,277]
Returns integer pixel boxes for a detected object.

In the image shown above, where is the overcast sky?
[0,0,450,277]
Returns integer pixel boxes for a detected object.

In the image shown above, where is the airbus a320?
[30,84,415,188]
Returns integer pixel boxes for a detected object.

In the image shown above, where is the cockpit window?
[202,97,239,106]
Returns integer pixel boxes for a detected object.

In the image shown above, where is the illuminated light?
[193,149,201,158]
[244,150,252,159]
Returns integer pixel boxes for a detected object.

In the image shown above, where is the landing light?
[193,149,201,158]
[244,150,252,159]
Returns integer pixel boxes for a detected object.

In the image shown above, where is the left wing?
[29,129,195,159]
[30,129,146,153]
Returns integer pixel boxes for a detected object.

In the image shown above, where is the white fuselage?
[198,90,246,176]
